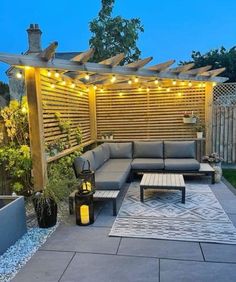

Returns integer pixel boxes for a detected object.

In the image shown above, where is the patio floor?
[13,176,236,282]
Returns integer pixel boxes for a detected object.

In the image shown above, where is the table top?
[140,173,185,188]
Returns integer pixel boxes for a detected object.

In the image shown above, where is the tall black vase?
[33,198,58,228]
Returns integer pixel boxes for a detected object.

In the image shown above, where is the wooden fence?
[212,83,236,163]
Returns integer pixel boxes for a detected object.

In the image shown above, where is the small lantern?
[74,158,95,225]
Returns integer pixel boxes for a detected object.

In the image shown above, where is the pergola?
[0,41,227,191]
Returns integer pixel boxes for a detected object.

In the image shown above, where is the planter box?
[183,117,197,124]
[0,196,27,254]
[196,132,203,139]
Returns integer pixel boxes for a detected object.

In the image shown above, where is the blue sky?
[0,0,236,82]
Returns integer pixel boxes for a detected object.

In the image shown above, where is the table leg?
[140,186,144,202]
[182,187,185,204]
[113,199,117,216]
[69,197,74,215]
[211,172,215,184]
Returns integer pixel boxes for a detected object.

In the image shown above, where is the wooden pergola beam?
[125,57,153,69]
[169,63,195,74]
[71,48,95,64]
[147,60,175,72]
[184,65,212,75]
[201,67,226,77]
[99,53,125,66]
[0,53,228,82]
[38,41,58,61]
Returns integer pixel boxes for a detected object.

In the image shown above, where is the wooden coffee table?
[140,173,186,203]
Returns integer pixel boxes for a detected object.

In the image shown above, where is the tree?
[180,47,236,82]
[89,0,144,64]
[0,81,9,96]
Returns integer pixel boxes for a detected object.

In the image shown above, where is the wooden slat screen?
[40,72,91,150]
[96,86,206,140]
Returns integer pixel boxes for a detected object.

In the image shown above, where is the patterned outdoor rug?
[109,183,236,244]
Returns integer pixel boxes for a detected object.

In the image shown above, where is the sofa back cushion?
[100,143,110,162]
[133,141,163,158]
[164,141,196,158]
[107,142,132,159]
[92,145,107,170]
[73,151,95,178]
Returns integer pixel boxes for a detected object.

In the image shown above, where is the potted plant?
[202,153,224,183]
[194,124,205,139]
[183,112,198,124]
[75,126,83,144]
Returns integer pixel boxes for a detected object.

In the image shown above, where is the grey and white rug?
[109,183,236,244]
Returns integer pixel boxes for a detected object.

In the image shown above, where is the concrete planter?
[0,196,27,254]
[183,117,197,124]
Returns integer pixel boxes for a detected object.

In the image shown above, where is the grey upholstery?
[131,159,164,170]
[164,158,200,171]
[133,141,163,158]
[100,143,110,161]
[80,151,96,171]
[97,159,131,173]
[92,146,106,170]
[107,142,132,159]
[95,170,129,190]
[164,141,196,158]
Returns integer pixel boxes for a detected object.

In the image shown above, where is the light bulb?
[188,81,192,87]
[146,87,150,93]
[134,77,139,83]
[119,92,123,97]
[166,88,170,92]
[154,79,159,85]
[110,75,116,83]
[128,79,132,85]
[71,83,75,88]
[93,85,97,90]
[158,86,162,90]
[177,92,182,97]
[172,80,177,85]
[61,80,66,86]
[138,86,142,91]
[54,71,60,78]
[181,81,185,86]
[100,88,104,93]
[21,106,27,114]
[85,73,90,80]
[47,71,51,77]
[16,72,22,79]
[50,83,55,89]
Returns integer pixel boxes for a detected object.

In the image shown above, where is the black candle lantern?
[74,158,95,225]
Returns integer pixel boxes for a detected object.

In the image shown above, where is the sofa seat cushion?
[107,142,132,159]
[131,158,164,170]
[95,170,129,190]
[164,159,200,171]
[133,141,163,158]
[164,141,196,158]
[96,159,131,173]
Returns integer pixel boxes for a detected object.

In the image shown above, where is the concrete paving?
[13,176,236,282]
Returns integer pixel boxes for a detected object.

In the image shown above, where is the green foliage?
[0,81,9,95]
[75,126,83,144]
[89,0,144,64]
[223,169,236,189]
[180,46,236,82]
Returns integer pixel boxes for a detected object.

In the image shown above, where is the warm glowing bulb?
[213,82,217,86]
[93,85,97,90]
[21,107,27,114]
[188,81,192,87]
[61,80,66,86]
[158,86,162,90]
[203,82,206,87]
[154,79,159,85]
[178,92,182,97]
[119,92,123,97]
[79,92,83,96]
[128,79,132,85]
[54,71,60,78]
[134,77,139,83]
[146,87,150,93]
[138,86,142,91]
[50,83,55,89]
[71,83,75,88]
[100,88,104,93]
[172,80,177,85]
[16,72,22,79]
[47,71,51,77]
[166,88,170,92]
[181,81,185,86]
[85,74,90,80]
[110,75,116,83]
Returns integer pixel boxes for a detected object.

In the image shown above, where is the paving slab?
[160,259,236,282]
[40,225,120,254]
[201,242,236,263]
[92,208,116,227]
[12,250,74,282]
[228,213,236,226]
[60,253,159,282]
[118,237,203,261]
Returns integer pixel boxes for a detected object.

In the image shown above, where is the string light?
[21,106,27,114]
[166,88,170,92]
[172,80,177,85]
[70,83,75,88]
[93,85,97,90]
[85,73,90,80]
[110,75,116,83]
[138,86,142,91]
[181,81,185,86]
[50,83,55,89]
[128,79,132,85]
[100,88,104,93]
[177,92,182,97]
[188,81,192,87]
[61,80,66,86]
[47,70,51,77]
[16,72,22,79]
[158,86,162,90]
[146,87,150,93]
[54,71,60,78]
[213,82,217,87]
[119,92,123,97]
[154,78,159,85]
[134,77,139,83]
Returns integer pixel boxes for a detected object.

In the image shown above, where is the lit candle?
[80,205,89,224]
[82,182,92,191]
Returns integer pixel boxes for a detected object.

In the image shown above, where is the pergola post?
[88,87,97,141]
[205,83,214,155]
[25,67,47,191]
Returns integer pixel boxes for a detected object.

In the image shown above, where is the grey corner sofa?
[73,140,208,192]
